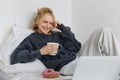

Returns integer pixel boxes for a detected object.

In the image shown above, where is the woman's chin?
[44,32,51,35]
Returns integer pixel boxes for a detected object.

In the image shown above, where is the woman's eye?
[50,23,53,25]
[43,21,47,23]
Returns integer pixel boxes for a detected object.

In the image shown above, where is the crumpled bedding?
[0,61,72,80]
[9,72,72,80]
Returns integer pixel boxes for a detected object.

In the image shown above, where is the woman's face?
[37,14,54,34]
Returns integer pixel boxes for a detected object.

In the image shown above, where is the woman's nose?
[46,23,52,28]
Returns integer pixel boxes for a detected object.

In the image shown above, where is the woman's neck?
[37,30,52,35]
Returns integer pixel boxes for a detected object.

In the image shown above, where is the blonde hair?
[32,7,55,31]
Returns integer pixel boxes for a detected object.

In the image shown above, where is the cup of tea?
[47,42,62,55]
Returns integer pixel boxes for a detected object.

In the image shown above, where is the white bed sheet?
[9,72,72,80]
[0,62,72,80]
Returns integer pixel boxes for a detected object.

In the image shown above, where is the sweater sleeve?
[58,24,82,53]
[10,38,42,64]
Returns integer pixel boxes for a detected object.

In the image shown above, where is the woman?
[10,7,81,73]
[10,7,120,75]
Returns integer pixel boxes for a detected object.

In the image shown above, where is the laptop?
[72,56,120,80]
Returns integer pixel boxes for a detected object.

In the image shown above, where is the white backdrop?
[1,0,120,46]
[0,0,71,46]
[72,0,120,44]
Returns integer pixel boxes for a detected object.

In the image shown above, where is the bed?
[0,0,73,80]
[0,24,73,80]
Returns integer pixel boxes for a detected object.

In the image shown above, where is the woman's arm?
[10,38,41,64]
[57,23,82,53]
[10,37,59,64]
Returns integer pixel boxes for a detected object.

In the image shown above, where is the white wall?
[1,0,120,46]
[0,0,71,46]
[72,0,120,44]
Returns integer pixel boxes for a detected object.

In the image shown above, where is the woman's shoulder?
[26,31,37,38]
[22,31,36,41]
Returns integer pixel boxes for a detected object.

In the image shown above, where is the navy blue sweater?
[10,24,81,71]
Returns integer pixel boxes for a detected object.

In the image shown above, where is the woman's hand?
[40,44,59,55]
[54,21,62,28]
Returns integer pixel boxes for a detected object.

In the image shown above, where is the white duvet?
[0,64,72,80]
[9,72,72,80]
[0,60,72,80]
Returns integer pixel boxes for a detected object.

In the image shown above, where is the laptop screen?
[72,56,120,80]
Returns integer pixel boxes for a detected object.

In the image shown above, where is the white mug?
[47,42,62,55]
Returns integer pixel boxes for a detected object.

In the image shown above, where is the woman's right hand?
[54,21,62,28]
[40,44,58,55]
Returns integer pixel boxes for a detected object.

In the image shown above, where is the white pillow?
[0,24,46,73]
[1,24,33,65]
